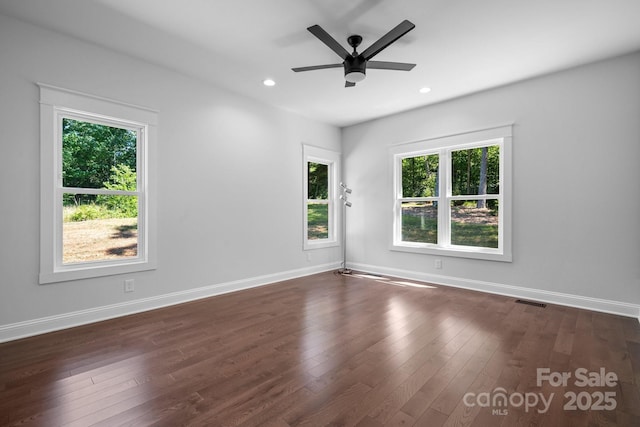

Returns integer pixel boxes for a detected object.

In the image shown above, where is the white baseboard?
[349,263,640,320]
[0,262,341,343]
[3,261,637,343]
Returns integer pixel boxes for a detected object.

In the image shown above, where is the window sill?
[39,260,157,284]
[304,239,339,251]
[391,243,512,262]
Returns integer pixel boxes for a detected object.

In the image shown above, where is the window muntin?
[303,145,340,250]
[391,126,511,261]
[39,84,157,283]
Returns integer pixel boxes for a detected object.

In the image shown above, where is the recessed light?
[419,87,431,94]
[263,79,276,87]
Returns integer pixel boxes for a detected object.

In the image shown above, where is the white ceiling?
[2,0,640,127]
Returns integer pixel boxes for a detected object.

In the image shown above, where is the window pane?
[62,118,137,189]
[450,200,499,248]
[307,202,329,240]
[401,201,437,243]
[402,154,439,197]
[63,194,138,264]
[451,145,499,196]
[308,162,328,200]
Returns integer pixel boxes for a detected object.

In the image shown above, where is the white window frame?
[390,125,512,262]
[39,84,157,283]
[303,145,341,250]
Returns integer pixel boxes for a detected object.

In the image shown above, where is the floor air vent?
[515,299,547,308]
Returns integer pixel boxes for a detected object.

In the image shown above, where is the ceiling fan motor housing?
[344,55,366,82]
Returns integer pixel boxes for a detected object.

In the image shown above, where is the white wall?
[342,51,640,314]
[0,14,342,337]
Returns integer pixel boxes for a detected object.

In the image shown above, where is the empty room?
[1,0,639,426]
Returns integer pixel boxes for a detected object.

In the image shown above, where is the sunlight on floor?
[49,352,150,426]
[351,273,437,289]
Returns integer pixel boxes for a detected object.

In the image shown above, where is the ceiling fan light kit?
[345,71,365,83]
[292,20,416,87]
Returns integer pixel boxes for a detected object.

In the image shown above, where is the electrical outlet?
[434,259,442,269]
[124,279,135,293]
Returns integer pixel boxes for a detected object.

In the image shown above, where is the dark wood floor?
[1,271,639,426]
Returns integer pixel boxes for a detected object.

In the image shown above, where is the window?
[303,145,340,250]
[39,84,157,283]
[391,126,512,261]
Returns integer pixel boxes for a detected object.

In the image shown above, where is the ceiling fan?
[292,20,416,87]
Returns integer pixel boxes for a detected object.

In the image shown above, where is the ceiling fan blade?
[367,61,416,71]
[307,25,351,60]
[292,63,343,72]
[360,20,415,60]
[345,81,356,87]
